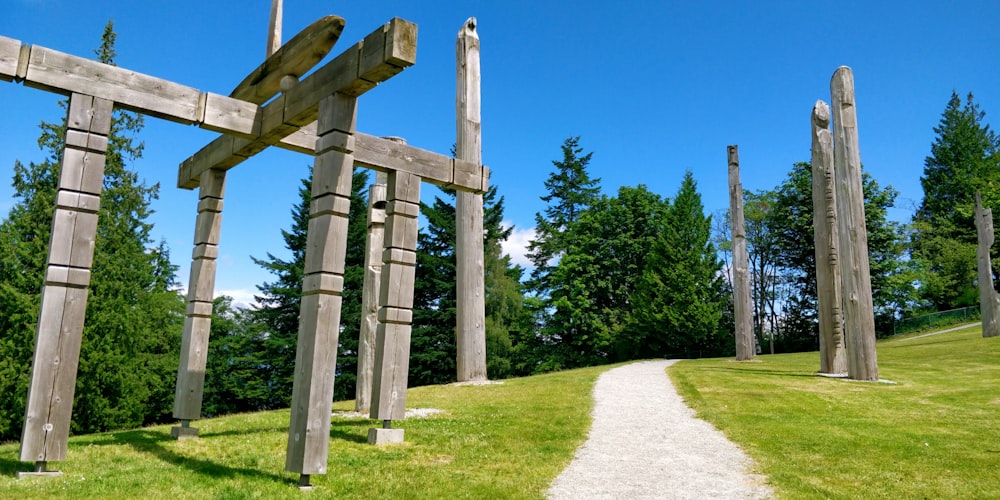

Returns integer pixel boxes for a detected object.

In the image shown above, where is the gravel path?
[547,360,773,499]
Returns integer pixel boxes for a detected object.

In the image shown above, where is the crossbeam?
[176,18,418,189]
[0,35,258,136]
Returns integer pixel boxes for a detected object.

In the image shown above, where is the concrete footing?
[17,470,63,479]
[171,425,199,439]
[367,428,404,445]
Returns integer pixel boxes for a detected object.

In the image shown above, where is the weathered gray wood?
[177,18,417,189]
[371,171,420,421]
[173,168,226,422]
[727,146,754,361]
[974,192,1000,338]
[267,0,283,59]
[356,179,387,413]
[0,36,22,81]
[811,101,848,374]
[20,93,111,464]
[831,67,878,381]
[234,15,344,104]
[286,93,356,475]
[455,18,487,382]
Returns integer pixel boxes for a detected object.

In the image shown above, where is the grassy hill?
[3,324,997,498]
[670,323,1000,499]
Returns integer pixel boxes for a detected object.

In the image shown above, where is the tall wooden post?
[831,66,878,381]
[369,170,421,440]
[974,192,1000,338]
[727,145,754,361]
[356,171,387,412]
[811,100,848,374]
[455,18,487,382]
[285,92,357,483]
[20,93,112,472]
[172,168,226,437]
[267,0,283,58]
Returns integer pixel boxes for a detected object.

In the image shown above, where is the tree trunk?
[830,67,878,381]
[811,100,847,374]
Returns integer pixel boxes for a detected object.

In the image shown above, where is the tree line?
[0,24,996,440]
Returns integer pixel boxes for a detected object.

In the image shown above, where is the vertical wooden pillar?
[455,18,487,382]
[830,66,878,381]
[356,172,387,413]
[974,192,1000,338]
[285,92,356,480]
[20,93,112,468]
[172,168,226,437]
[370,171,421,423]
[727,145,754,361]
[811,101,848,374]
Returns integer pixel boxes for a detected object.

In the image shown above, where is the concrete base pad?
[171,426,199,439]
[17,471,63,479]
[367,428,404,445]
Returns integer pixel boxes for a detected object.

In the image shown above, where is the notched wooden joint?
[302,272,345,295]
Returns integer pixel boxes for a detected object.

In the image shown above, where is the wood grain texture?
[0,35,22,81]
[974,192,1000,338]
[356,182,387,413]
[727,145,755,362]
[810,102,847,374]
[20,93,110,463]
[173,316,212,420]
[831,67,878,381]
[286,94,357,475]
[455,18,487,381]
[370,171,420,421]
[233,15,345,105]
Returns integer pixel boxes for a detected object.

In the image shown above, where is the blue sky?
[1,1,998,305]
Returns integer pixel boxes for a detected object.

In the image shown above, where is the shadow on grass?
[884,337,972,349]
[0,456,35,476]
[80,429,295,486]
[696,366,817,379]
[330,418,374,444]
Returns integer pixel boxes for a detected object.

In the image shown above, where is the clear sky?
[1,0,997,306]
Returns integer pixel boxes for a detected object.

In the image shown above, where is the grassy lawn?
[670,325,1000,499]
[0,364,612,499]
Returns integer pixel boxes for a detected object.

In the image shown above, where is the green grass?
[670,325,1000,499]
[0,364,613,499]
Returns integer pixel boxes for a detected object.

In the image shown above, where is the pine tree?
[526,137,600,296]
[625,173,727,359]
[0,21,185,438]
[913,92,1000,310]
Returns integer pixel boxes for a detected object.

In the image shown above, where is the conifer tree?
[0,21,185,439]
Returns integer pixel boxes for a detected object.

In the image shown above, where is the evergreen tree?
[526,137,600,296]
[412,185,528,384]
[624,173,727,359]
[250,168,368,407]
[913,92,1000,310]
[0,21,185,439]
[543,185,667,369]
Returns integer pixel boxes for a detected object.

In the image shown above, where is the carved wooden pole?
[285,93,356,485]
[171,168,225,438]
[830,66,878,381]
[727,146,754,361]
[19,93,112,474]
[356,170,388,413]
[974,192,1000,338]
[455,18,487,382]
[811,101,848,374]
[369,170,421,443]
[267,0,283,58]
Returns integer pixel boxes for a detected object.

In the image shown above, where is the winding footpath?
[547,360,773,499]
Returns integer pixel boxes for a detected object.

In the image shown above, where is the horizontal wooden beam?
[353,133,487,193]
[0,35,259,136]
[177,18,418,189]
